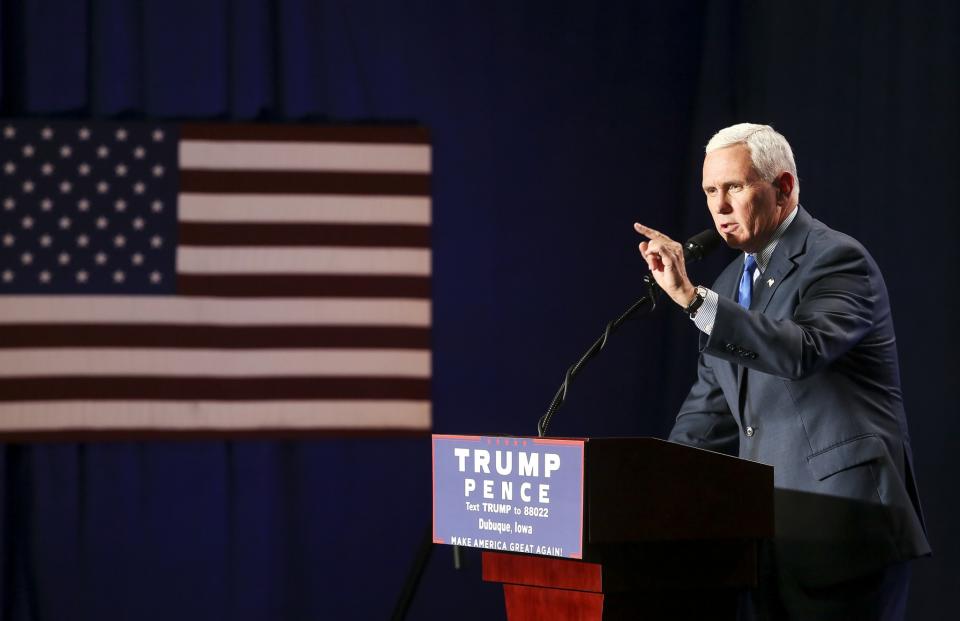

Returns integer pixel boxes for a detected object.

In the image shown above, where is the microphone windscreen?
[683,228,722,263]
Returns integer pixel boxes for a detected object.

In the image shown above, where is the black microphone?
[682,227,722,263]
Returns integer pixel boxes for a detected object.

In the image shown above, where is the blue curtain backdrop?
[1,1,957,619]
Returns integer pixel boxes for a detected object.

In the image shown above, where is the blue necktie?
[738,254,758,309]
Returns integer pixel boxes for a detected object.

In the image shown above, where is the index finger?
[633,222,664,239]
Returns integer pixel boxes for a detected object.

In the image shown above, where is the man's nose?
[711,195,733,214]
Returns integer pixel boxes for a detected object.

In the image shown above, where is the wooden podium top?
[433,435,773,564]
[583,437,773,546]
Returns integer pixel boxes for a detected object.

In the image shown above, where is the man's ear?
[775,172,795,203]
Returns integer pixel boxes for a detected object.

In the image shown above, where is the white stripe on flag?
[0,297,430,326]
[179,140,431,173]
[176,247,431,275]
[0,401,432,430]
[0,349,431,377]
[179,194,432,225]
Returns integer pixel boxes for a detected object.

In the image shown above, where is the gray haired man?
[635,124,929,619]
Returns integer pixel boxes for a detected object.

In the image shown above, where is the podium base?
[500,583,738,620]
[483,542,755,620]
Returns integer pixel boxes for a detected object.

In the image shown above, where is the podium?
[432,436,773,620]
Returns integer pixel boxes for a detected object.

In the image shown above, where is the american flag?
[0,120,431,438]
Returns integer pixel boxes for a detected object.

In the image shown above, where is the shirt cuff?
[690,288,719,335]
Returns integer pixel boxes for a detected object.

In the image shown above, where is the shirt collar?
[748,205,799,273]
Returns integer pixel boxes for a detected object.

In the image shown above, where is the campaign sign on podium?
[432,435,585,559]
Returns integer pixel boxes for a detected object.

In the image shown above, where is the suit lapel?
[751,206,812,314]
[737,207,813,416]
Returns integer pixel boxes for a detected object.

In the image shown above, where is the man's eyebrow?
[702,178,745,190]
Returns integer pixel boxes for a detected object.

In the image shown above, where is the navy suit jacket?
[669,206,930,587]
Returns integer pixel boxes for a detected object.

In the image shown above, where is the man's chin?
[720,231,744,251]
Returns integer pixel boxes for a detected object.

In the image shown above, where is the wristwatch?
[682,285,708,316]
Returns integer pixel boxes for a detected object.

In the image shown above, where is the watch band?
[682,286,706,316]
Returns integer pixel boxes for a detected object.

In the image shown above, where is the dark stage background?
[1,1,957,619]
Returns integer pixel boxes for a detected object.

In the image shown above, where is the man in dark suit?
[634,123,929,620]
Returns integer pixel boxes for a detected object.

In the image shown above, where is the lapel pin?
[767,278,775,287]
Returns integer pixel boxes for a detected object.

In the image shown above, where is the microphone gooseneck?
[536,227,722,438]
